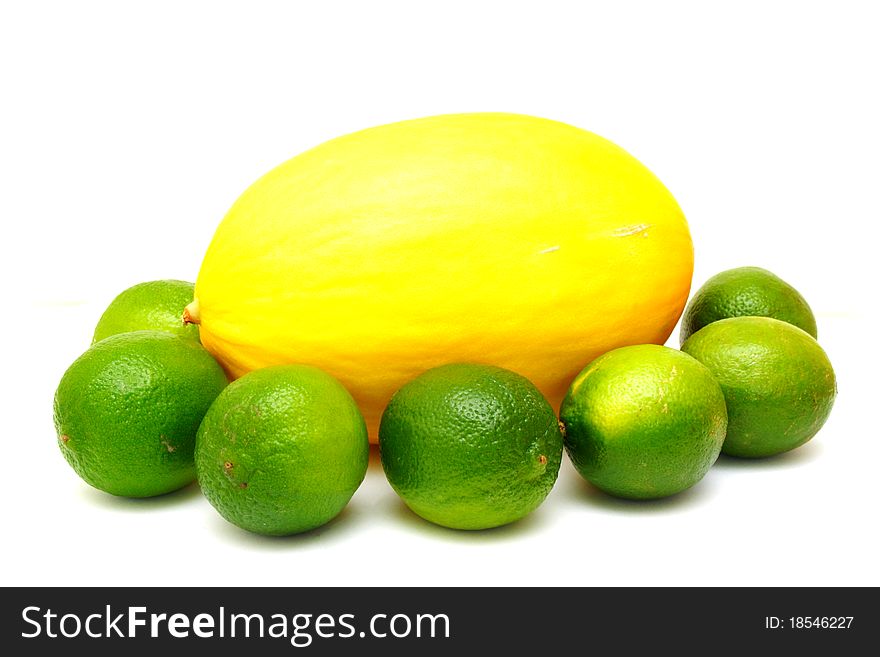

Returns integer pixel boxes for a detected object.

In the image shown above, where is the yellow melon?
[188,113,693,440]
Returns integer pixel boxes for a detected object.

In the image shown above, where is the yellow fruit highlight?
[192,113,694,440]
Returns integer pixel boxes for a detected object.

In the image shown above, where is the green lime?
[682,316,836,458]
[378,363,563,530]
[54,330,228,497]
[195,365,369,536]
[560,345,727,499]
[93,280,200,344]
[679,266,817,344]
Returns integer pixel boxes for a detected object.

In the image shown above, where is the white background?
[2,1,877,587]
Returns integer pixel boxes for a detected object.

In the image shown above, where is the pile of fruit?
[53,114,836,536]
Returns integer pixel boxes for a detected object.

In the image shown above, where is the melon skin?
[193,113,694,440]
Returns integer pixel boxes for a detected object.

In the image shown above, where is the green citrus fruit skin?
[560,345,728,500]
[54,330,228,497]
[679,266,818,344]
[681,316,836,458]
[378,363,563,530]
[93,280,200,344]
[195,365,369,536]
